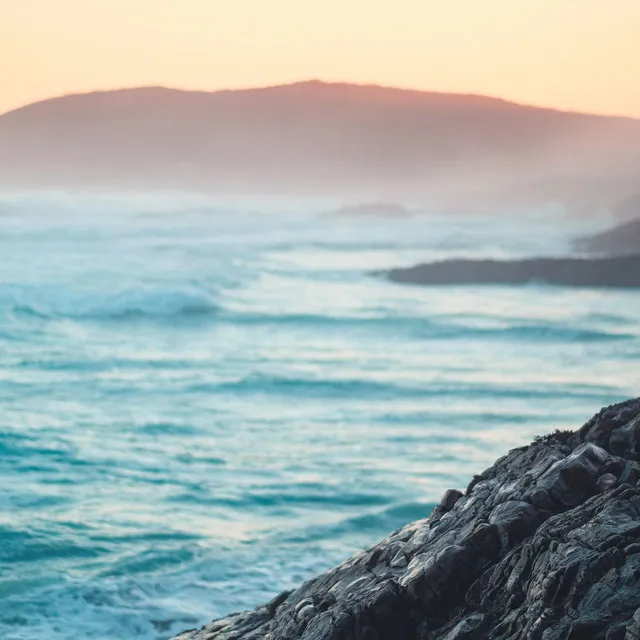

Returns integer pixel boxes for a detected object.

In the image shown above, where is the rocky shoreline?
[384,254,640,289]
[383,212,640,289]
[574,216,640,257]
[173,397,640,639]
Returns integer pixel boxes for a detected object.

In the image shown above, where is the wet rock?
[431,489,464,522]
[597,473,618,492]
[173,398,640,640]
[574,212,640,257]
[443,613,486,640]
[610,417,640,459]
[295,604,315,623]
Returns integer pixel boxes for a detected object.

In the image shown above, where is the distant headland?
[383,212,640,289]
[574,210,640,256]
[385,254,640,289]
[1,81,638,212]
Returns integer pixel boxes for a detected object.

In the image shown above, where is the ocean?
[1,192,639,639]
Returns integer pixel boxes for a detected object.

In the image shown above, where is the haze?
[1,81,639,210]
[3,0,640,117]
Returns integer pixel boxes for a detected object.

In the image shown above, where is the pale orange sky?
[2,0,640,117]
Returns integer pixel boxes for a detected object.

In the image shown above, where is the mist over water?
[1,193,639,639]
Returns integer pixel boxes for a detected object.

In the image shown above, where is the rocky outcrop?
[384,255,640,288]
[574,216,640,257]
[173,398,640,640]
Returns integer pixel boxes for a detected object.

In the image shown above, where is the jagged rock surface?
[173,398,640,640]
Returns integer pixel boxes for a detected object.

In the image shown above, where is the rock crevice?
[173,398,640,640]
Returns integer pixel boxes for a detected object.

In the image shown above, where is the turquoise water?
[1,193,639,639]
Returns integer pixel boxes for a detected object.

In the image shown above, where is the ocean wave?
[0,520,201,639]
[413,322,634,343]
[2,285,635,344]
[281,501,436,544]
[217,311,634,342]
[188,373,623,402]
[0,523,107,566]
[166,485,392,511]
[4,287,220,322]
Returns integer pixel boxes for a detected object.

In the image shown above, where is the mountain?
[1,81,639,209]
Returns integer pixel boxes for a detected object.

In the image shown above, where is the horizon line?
[2,78,639,122]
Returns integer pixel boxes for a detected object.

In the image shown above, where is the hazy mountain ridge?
[1,81,638,209]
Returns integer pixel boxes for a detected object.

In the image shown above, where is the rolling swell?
[222,310,630,341]
[186,373,623,403]
[4,287,221,321]
[279,501,436,544]
[6,304,634,347]
[2,284,632,345]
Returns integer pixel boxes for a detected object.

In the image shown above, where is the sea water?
[1,192,639,639]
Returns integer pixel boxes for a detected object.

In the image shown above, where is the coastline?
[384,254,640,289]
[173,398,640,639]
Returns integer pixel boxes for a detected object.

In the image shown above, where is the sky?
[2,0,640,117]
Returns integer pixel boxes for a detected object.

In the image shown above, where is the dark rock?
[610,417,640,460]
[574,212,640,257]
[597,473,618,492]
[431,489,464,523]
[383,255,640,289]
[172,398,640,640]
